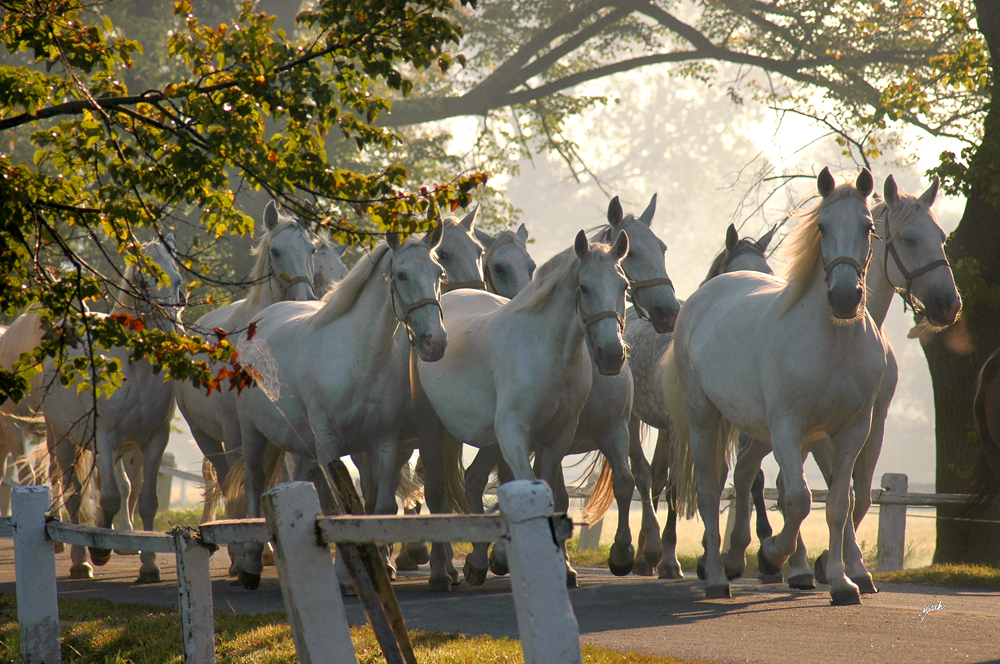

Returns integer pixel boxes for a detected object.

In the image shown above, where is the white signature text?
[919,600,945,623]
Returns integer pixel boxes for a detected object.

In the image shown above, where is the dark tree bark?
[927,0,1000,565]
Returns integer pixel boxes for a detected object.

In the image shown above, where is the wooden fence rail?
[9,480,581,664]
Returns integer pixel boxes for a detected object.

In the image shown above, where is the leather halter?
[823,254,867,286]
[878,206,950,312]
[441,279,487,293]
[627,276,673,322]
[275,274,314,296]
[576,288,625,341]
[390,278,443,347]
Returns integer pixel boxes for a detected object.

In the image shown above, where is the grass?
[873,563,1000,589]
[0,594,699,664]
[152,509,202,532]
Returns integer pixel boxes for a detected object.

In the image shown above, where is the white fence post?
[876,473,908,572]
[174,529,216,664]
[261,482,357,664]
[13,486,61,664]
[498,480,582,664]
[577,518,602,550]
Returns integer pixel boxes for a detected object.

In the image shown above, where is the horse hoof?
[237,568,261,591]
[830,586,861,605]
[228,560,239,578]
[404,543,430,565]
[608,543,635,576]
[262,549,275,567]
[566,568,579,589]
[395,551,419,571]
[644,549,662,567]
[758,571,784,585]
[136,568,161,584]
[114,550,139,556]
[632,559,654,576]
[54,541,65,554]
[705,584,731,599]
[386,563,397,582]
[696,556,706,580]
[89,547,113,567]
[429,576,453,592]
[69,563,93,579]
[489,545,509,576]
[757,549,782,577]
[657,564,684,580]
[814,550,830,585]
[463,559,487,586]
[788,574,816,590]
[851,575,878,595]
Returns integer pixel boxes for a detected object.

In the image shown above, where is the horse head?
[574,229,629,375]
[313,235,349,297]
[261,200,317,302]
[387,225,448,362]
[438,206,486,293]
[475,223,535,299]
[816,167,875,321]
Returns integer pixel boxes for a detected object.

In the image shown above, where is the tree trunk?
[926,0,1000,565]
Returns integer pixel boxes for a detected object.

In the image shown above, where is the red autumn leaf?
[246,321,258,341]
[212,327,228,341]
[128,318,145,331]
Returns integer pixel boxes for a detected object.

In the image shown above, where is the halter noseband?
[879,206,950,312]
[628,277,673,322]
[576,288,626,353]
[823,254,867,286]
[390,277,443,347]
[276,274,315,296]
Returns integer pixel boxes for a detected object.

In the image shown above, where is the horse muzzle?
[415,331,448,362]
[593,342,627,376]
[924,293,963,328]
[827,282,864,320]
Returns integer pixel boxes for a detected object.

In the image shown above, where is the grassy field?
[0,595,701,664]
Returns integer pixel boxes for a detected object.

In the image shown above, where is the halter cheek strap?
[627,276,673,321]
[391,278,443,347]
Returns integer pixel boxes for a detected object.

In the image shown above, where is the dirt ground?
[1,538,998,664]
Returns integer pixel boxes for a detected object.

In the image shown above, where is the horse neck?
[331,255,399,356]
[514,271,585,366]
[864,232,895,327]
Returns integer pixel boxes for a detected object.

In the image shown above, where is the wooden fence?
[7,480,583,664]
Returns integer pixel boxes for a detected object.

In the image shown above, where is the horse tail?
[971,348,1000,510]
[200,457,222,524]
[395,460,425,510]
[442,431,470,514]
[75,447,98,525]
[583,458,615,526]
[221,443,286,519]
[649,423,671,509]
[662,343,698,519]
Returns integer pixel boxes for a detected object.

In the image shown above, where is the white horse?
[412,229,630,591]
[725,174,961,590]
[458,196,681,585]
[664,168,888,604]
[601,222,776,579]
[475,223,535,298]
[175,201,316,522]
[312,232,349,297]
[43,236,183,582]
[232,227,447,588]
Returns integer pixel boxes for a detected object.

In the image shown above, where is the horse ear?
[474,227,495,249]
[263,200,279,230]
[164,233,177,252]
[817,167,836,198]
[516,223,529,243]
[459,205,479,232]
[332,242,348,258]
[426,223,444,250]
[607,196,624,228]
[725,224,739,252]
[639,194,657,226]
[612,230,629,261]
[386,233,402,251]
[919,176,940,207]
[855,168,874,198]
[574,229,589,259]
[756,225,777,252]
[883,174,901,209]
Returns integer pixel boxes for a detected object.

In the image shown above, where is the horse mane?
[871,194,935,241]
[591,217,633,245]
[512,242,613,312]
[780,176,869,315]
[110,240,175,316]
[310,243,392,329]
[702,238,765,285]
[227,219,305,331]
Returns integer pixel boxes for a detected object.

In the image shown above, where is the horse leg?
[112,452,139,556]
[845,419,884,594]
[462,445,501,584]
[368,438,402,582]
[134,427,169,583]
[84,430,123,569]
[235,424,268,590]
[414,393,458,592]
[685,401,731,598]
[547,463,579,588]
[190,423,228,524]
[724,436,769,581]
[757,424,810,581]
[50,429,90,579]
[396,453,430,569]
[598,420,636,577]
[823,415,872,605]
[629,417,662,575]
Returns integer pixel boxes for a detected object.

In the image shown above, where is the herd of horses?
[0,166,983,606]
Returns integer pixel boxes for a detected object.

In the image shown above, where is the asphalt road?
[1,539,998,664]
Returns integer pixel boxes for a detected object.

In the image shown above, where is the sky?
[162,61,968,505]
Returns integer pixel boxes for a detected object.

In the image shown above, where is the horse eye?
[579,285,589,295]
[494,265,505,276]
[271,248,280,257]
[397,272,408,282]
[438,251,449,261]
